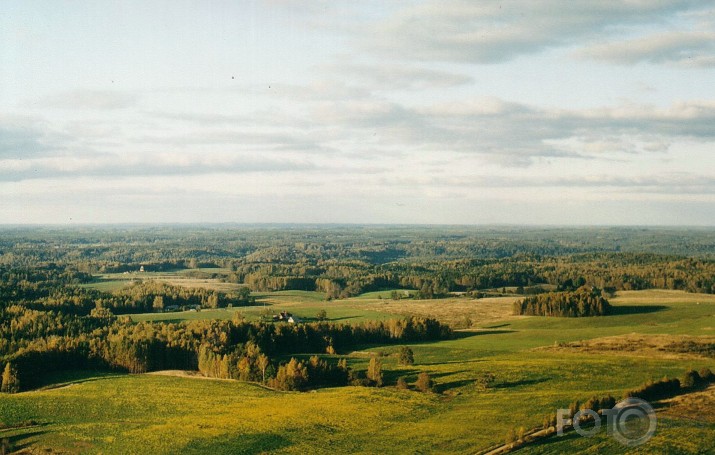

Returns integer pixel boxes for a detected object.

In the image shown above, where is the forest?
[1,225,714,394]
[513,287,611,317]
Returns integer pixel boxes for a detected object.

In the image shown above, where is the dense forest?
[513,287,611,317]
[0,307,450,392]
[1,225,714,393]
[1,226,714,301]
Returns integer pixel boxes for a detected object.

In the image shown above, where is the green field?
[2,290,715,453]
[131,290,397,324]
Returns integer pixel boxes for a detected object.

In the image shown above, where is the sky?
[1,1,714,225]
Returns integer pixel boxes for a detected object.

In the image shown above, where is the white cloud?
[362,0,713,63]
[321,62,473,90]
[578,31,715,67]
[1,2,714,224]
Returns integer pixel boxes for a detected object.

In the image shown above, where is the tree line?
[513,287,611,317]
[0,310,451,392]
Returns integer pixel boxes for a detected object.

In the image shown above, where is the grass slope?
[1,290,714,453]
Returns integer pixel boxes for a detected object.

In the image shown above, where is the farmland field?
[2,290,714,453]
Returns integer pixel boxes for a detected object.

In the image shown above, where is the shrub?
[398,346,414,366]
[415,372,433,392]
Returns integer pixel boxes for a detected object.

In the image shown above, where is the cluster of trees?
[539,394,618,431]
[109,281,253,313]
[625,368,715,402]
[513,287,611,317]
[3,226,715,395]
[508,367,715,451]
[0,309,451,393]
[0,265,254,316]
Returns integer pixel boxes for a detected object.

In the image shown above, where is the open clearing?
[3,289,715,453]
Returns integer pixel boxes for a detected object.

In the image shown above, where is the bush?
[415,372,433,392]
[398,346,414,366]
[625,377,681,401]
[681,370,702,389]
[367,357,383,387]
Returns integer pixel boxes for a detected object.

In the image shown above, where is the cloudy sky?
[1,1,714,225]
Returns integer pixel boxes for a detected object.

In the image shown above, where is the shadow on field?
[181,431,292,454]
[527,428,582,450]
[34,370,125,391]
[492,376,550,389]
[418,359,486,367]
[609,305,668,316]
[482,323,512,329]
[1,429,48,453]
[454,329,516,338]
[382,369,472,386]
[433,379,478,393]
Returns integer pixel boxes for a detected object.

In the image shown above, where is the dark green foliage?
[1,363,19,393]
[2,225,715,396]
[269,358,309,391]
[513,287,611,317]
[598,395,617,411]
[0,310,449,392]
[3,227,715,306]
[681,369,707,389]
[398,346,414,366]
[625,377,682,401]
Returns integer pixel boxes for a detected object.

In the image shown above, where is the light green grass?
[132,290,396,324]
[2,290,715,453]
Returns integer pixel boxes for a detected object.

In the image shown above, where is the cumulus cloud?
[305,97,715,166]
[0,116,73,159]
[362,0,712,63]
[321,63,472,90]
[2,2,714,224]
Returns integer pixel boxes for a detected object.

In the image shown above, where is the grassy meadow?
[2,290,715,453]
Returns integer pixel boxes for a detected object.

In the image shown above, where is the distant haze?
[1,1,714,225]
